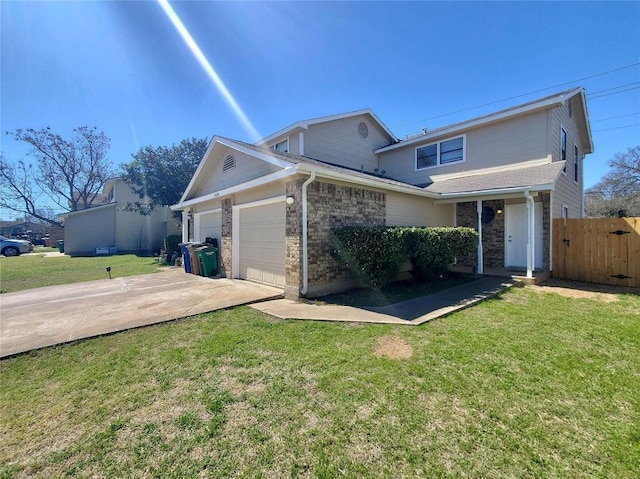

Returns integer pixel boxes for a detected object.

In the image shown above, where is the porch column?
[476,200,483,274]
[525,193,534,278]
[182,209,190,243]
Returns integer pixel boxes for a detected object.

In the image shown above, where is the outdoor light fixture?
[286,195,295,205]
[497,209,503,215]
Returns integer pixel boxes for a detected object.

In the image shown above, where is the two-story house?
[63,178,181,256]
[172,88,593,298]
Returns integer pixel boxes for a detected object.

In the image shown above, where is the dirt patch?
[373,335,413,359]
[527,278,639,302]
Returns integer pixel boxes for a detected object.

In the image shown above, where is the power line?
[592,123,640,132]
[588,86,640,100]
[391,62,640,129]
[585,82,640,96]
[591,112,640,123]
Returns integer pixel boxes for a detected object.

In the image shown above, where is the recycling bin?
[196,247,218,277]
[179,243,192,273]
[185,243,202,275]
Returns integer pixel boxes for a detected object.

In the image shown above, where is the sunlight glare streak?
[157,0,261,141]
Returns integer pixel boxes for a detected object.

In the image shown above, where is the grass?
[0,254,166,293]
[1,286,638,478]
[317,272,475,307]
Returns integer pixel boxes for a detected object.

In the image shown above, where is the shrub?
[404,227,477,280]
[330,226,406,291]
[164,235,182,256]
[330,226,478,289]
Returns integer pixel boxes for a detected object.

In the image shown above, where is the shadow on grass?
[316,272,477,308]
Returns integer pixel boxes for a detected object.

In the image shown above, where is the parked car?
[0,235,34,256]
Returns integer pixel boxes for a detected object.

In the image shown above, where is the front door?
[505,203,543,269]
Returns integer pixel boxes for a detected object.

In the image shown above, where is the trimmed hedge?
[330,226,478,290]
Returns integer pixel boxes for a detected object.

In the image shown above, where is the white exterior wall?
[304,114,392,172]
[386,193,454,227]
[380,111,549,185]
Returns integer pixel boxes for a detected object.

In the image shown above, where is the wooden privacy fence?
[553,217,640,288]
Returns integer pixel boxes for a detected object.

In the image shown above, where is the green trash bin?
[57,240,64,253]
[196,247,218,277]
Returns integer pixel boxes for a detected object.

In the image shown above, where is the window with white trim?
[270,139,289,153]
[574,144,579,183]
[416,136,464,170]
[561,127,567,174]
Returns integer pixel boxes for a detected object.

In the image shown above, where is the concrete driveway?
[0,268,282,358]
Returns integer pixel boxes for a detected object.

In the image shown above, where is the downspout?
[476,200,483,274]
[524,190,534,278]
[300,171,316,296]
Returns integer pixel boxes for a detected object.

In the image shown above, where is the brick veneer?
[220,197,233,276]
[305,181,385,292]
[457,195,551,272]
[284,179,304,298]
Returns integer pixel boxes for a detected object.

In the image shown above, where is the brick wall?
[306,181,385,288]
[285,179,304,297]
[456,200,505,269]
[220,197,233,276]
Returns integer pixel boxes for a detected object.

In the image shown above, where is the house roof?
[256,109,398,146]
[375,87,593,154]
[425,161,566,196]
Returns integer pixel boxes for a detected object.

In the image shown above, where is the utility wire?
[585,82,640,96]
[391,62,640,128]
[591,112,640,122]
[592,123,640,132]
[588,86,640,100]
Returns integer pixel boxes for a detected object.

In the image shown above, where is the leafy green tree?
[1,126,113,226]
[121,137,208,215]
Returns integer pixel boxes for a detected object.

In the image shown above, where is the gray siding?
[304,114,392,172]
[64,205,116,256]
[386,193,454,227]
[380,110,549,185]
[549,103,583,218]
[194,147,281,198]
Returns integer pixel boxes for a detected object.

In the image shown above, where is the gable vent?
[358,121,369,138]
[222,155,236,172]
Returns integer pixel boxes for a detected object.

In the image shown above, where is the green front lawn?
[1,286,638,478]
[0,254,166,293]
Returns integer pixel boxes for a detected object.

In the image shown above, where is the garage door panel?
[237,201,285,288]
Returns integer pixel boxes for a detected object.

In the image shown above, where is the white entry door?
[195,210,221,245]
[505,203,543,269]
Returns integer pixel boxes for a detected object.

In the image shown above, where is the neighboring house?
[62,178,181,256]
[172,88,593,298]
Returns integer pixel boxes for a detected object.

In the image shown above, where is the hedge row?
[329,226,478,290]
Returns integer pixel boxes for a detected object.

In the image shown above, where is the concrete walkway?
[0,269,282,358]
[252,276,516,325]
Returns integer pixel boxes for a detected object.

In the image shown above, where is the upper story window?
[561,127,567,173]
[270,139,289,153]
[416,136,464,170]
[574,144,579,183]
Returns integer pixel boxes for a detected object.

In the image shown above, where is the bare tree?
[584,146,640,217]
[1,127,114,226]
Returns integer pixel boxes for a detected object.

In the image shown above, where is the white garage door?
[196,210,221,246]
[237,201,286,288]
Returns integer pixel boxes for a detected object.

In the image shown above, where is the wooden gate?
[553,217,640,287]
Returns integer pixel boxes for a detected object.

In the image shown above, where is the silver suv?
[1,235,34,256]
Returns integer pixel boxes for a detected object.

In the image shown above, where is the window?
[416,136,464,170]
[561,127,567,174]
[574,144,579,183]
[270,139,289,153]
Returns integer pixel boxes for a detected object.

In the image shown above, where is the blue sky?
[2,0,639,214]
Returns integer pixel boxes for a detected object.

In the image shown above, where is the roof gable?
[256,109,398,147]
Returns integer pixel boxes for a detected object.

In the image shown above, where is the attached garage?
[232,197,286,288]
